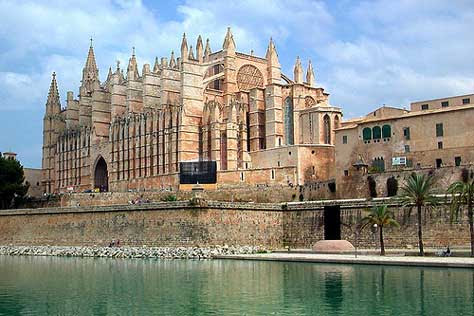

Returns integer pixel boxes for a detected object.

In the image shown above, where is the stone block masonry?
[0,199,471,249]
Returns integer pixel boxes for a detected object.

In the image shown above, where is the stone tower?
[42,72,64,193]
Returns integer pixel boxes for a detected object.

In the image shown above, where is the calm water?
[0,256,473,315]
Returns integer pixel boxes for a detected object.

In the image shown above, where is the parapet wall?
[0,199,470,249]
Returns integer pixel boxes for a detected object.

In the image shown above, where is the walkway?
[214,252,474,268]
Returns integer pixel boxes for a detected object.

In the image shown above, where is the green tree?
[447,178,474,257]
[360,205,399,255]
[0,156,29,209]
[401,172,438,256]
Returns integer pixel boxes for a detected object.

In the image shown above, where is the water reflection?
[0,256,473,315]
[324,271,343,314]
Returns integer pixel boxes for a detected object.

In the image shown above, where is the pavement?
[214,250,474,268]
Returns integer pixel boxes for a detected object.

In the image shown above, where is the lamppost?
[373,224,378,251]
[355,224,360,258]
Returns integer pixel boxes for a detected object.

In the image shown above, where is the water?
[0,256,473,315]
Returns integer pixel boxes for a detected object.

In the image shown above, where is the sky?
[1,0,473,168]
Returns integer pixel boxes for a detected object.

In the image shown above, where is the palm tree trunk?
[468,200,474,257]
[417,204,424,256]
[379,226,385,256]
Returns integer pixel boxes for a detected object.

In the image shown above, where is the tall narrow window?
[207,128,212,161]
[342,135,348,144]
[372,126,381,140]
[362,128,372,141]
[198,124,203,161]
[220,132,227,170]
[382,125,391,138]
[403,127,410,140]
[284,97,294,145]
[436,123,444,137]
[246,112,250,152]
[323,114,331,144]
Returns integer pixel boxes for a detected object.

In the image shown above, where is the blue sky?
[1,0,473,168]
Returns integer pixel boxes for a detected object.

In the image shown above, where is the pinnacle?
[181,33,188,48]
[223,27,235,50]
[47,72,60,108]
[204,38,211,53]
[153,57,160,72]
[85,42,98,71]
[181,33,189,59]
[306,59,316,86]
[169,51,176,68]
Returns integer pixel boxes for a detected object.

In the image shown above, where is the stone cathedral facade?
[42,28,342,193]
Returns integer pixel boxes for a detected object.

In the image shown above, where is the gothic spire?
[107,67,113,80]
[81,39,99,94]
[293,56,303,84]
[127,46,139,80]
[153,57,160,73]
[181,33,188,61]
[46,72,61,113]
[169,51,176,68]
[84,39,98,74]
[265,37,279,66]
[306,59,315,87]
[196,35,203,62]
[222,27,236,51]
[188,45,195,60]
[204,38,211,61]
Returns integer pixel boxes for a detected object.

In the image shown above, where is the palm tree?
[447,178,474,257]
[401,172,438,256]
[361,205,399,255]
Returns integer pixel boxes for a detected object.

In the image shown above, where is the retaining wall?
[0,200,470,249]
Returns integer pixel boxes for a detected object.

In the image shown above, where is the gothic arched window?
[334,115,340,129]
[373,126,381,139]
[382,125,391,138]
[284,97,294,145]
[363,128,372,140]
[323,114,331,144]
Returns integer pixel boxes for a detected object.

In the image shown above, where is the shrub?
[161,194,177,202]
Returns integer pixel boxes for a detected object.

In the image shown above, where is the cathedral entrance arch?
[94,156,108,192]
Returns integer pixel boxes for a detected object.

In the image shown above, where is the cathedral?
[42,28,342,193]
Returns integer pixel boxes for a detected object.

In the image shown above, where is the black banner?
[179,161,217,184]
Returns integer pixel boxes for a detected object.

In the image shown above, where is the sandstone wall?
[0,200,471,249]
[336,166,472,199]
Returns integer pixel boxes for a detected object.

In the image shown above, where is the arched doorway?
[94,156,108,192]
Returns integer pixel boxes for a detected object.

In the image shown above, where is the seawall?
[0,199,470,249]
